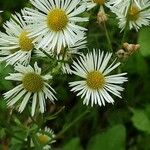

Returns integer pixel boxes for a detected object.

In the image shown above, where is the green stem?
[39,48,53,60]
[45,106,65,121]
[120,23,128,47]
[31,134,43,150]
[27,106,38,125]
[39,48,69,63]
[103,22,113,52]
[62,48,67,61]
[56,110,90,138]
[27,136,31,149]
[120,0,132,48]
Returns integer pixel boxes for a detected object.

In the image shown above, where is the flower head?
[24,0,88,54]
[107,0,150,31]
[69,50,127,106]
[4,62,56,116]
[31,127,55,150]
[36,127,56,150]
[0,13,35,66]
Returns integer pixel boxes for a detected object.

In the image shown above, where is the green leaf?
[63,138,83,150]
[87,125,126,150]
[131,109,150,133]
[0,128,6,139]
[138,27,150,56]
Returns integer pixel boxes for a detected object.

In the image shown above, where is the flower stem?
[56,110,90,138]
[39,48,69,63]
[120,23,128,47]
[103,22,113,52]
[120,1,131,48]
[39,48,53,60]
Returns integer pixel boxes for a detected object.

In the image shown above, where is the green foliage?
[0,63,13,91]
[139,27,150,57]
[87,125,126,150]
[131,109,150,133]
[63,138,83,150]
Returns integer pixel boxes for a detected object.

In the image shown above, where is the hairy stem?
[103,22,113,52]
[56,110,90,138]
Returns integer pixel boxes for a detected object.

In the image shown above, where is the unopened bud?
[135,44,140,51]
[123,42,128,49]
[123,42,140,55]
[97,11,108,24]
[116,49,126,59]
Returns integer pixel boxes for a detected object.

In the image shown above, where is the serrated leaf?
[87,125,126,150]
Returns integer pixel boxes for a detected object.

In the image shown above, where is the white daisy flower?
[0,12,35,66]
[34,127,56,150]
[108,0,150,31]
[23,0,88,54]
[69,49,127,107]
[4,62,56,116]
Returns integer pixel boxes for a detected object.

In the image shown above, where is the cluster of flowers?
[0,0,149,149]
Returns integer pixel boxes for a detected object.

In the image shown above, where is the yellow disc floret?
[19,31,34,51]
[93,0,105,5]
[22,73,44,92]
[128,5,140,21]
[86,71,105,90]
[47,8,68,31]
[38,134,50,145]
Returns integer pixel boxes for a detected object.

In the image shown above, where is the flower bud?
[123,42,140,55]
[116,49,126,59]
[97,11,108,24]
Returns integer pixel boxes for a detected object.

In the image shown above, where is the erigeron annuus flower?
[69,49,127,106]
[4,62,56,116]
[23,0,88,54]
[0,13,35,66]
[34,127,56,150]
[108,0,150,31]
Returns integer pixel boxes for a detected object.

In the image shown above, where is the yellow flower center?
[19,31,34,51]
[47,8,68,31]
[22,73,44,92]
[38,134,50,145]
[128,5,140,21]
[86,71,105,90]
[93,0,105,5]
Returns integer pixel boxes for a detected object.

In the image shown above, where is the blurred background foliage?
[0,0,150,150]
